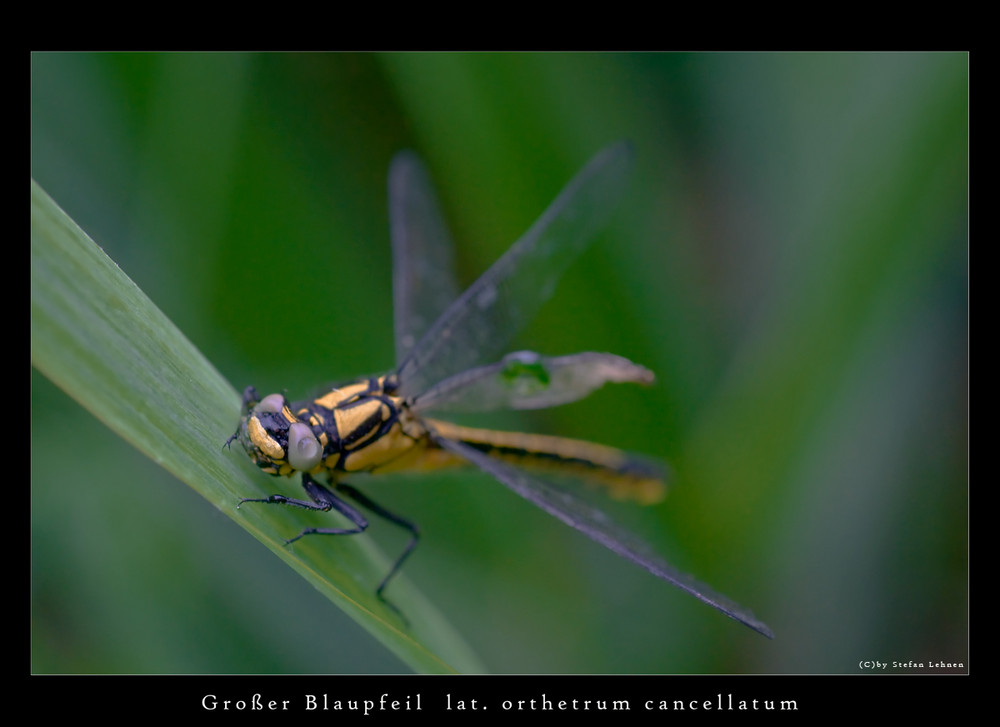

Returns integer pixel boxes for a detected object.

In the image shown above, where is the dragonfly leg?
[240,474,418,623]
[336,483,421,604]
[246,473,372,542]
[238,473,359,521]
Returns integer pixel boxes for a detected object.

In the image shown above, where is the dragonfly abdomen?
[425,419,666,505]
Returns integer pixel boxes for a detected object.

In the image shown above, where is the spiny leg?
[238,473,368,538]
[239,473,419,621]
[337,483,421,606]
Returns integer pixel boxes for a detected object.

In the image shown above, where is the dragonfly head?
[235,387,324,475]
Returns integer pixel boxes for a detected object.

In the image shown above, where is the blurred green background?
[30,52,967,674]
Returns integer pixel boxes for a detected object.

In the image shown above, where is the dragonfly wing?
[389,151,461,367]
[412,350,654,413]
[395,142,635,398]
[430,432,775,639]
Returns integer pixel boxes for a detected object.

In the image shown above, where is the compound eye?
[287,422,322,471]
[254,394,286,415]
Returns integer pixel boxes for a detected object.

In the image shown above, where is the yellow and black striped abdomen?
[424,419,666,505]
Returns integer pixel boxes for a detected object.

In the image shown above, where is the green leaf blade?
[31,179,486,674]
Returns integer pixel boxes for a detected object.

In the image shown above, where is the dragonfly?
[230,142,773,639]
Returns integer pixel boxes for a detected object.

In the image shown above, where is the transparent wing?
[389,151,461,367]
[429,431,775,639]
[412,350,654,413]
[394,142,635,398]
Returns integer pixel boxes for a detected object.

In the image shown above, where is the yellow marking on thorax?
[333,399,388,448]
[313,380,375,410]
[341,410,427,474]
